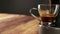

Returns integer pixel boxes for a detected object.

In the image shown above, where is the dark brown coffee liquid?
[41,16,55,22]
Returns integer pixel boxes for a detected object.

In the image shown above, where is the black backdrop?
[0,0,50,15]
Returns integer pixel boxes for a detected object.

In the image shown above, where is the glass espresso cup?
[29,4,60,34]
[29,4,59,26]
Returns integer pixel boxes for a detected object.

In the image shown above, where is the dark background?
[0,0,50,15]
[0,0,39,15]
[0,0,60,27]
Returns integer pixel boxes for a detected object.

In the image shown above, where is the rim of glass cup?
[38,4,60,5]
[38,4,60,10]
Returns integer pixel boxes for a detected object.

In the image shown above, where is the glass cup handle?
[54,4,59,17]
[29,8,41,21]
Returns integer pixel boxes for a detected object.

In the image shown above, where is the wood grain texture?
[0,13,39,34]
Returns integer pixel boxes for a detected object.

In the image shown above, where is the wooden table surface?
[0,13,39,34]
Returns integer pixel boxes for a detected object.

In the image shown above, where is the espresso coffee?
[41,16,55,22]
[40,10,56,22]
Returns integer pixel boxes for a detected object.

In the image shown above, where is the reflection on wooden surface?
[0,13,39,34]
